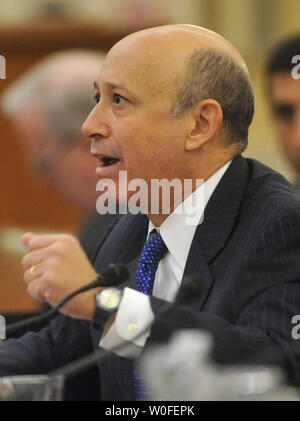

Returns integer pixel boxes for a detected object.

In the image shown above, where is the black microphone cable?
[49,276,300,389]
[47,273,300,392]
[49,277,201,379]
[6,264,129,337]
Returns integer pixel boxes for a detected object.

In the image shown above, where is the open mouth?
[96,154,122,178]
[98,156,120,167]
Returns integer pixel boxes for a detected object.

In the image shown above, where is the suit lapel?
[181,155,250,310]
[93,212,148,289]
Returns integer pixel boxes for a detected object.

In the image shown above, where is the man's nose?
[81,104,110,141]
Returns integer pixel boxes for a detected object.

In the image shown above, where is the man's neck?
[147,158,233,227]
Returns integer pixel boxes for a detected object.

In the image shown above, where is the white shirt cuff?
[99,287,154,359]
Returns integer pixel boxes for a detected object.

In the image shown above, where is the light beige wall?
[0,0,34,22]
[267,0,300,42]
[0,0,205,24]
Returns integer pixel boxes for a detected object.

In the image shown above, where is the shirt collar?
[148,160,232,270]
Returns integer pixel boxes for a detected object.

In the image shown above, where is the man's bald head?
[114,24,249,73]
[106,24,254,151]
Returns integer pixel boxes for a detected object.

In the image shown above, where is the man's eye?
[94,93,100,104]
[113,93,126,104]
[274,104,294,122]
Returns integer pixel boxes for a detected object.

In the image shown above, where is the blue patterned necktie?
[134,230,168,401]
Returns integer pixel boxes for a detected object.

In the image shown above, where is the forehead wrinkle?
[105,81,135,96]
[100,63,173,102]
[95,74,142,103]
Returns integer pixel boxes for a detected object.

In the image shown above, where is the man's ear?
[185,99,223,151]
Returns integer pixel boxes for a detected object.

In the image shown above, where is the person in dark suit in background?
[266,35,300,189]
[0,25,300,400]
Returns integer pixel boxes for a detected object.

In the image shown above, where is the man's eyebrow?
[106,81,132,93]
[93,80,135,97]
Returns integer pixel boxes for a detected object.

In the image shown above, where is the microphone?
[48,276,201,379]
[6,263,129,337]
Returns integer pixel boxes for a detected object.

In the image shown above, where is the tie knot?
[144,230,168,262]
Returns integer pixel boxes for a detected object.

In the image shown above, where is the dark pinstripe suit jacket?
[1,155,300,400]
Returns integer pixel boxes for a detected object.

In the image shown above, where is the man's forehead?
[96,43,182,95]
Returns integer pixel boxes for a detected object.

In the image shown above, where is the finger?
[22,248,50,271]
[25,234,66,251]
[24,263,44,285]
[27,279,47,303]
[22,232,35,248]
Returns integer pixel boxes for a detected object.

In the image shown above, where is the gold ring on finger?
[30,265,37,280]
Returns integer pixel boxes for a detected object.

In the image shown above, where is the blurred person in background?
[1,50,118,261]
[0,51,118,343]
[266,35,300,188]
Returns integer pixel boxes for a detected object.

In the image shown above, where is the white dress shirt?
[100,161,232,358]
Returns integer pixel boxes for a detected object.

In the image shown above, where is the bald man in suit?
[0,25,300,400]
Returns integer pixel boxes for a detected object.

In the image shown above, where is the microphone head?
[100,263,129,287]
